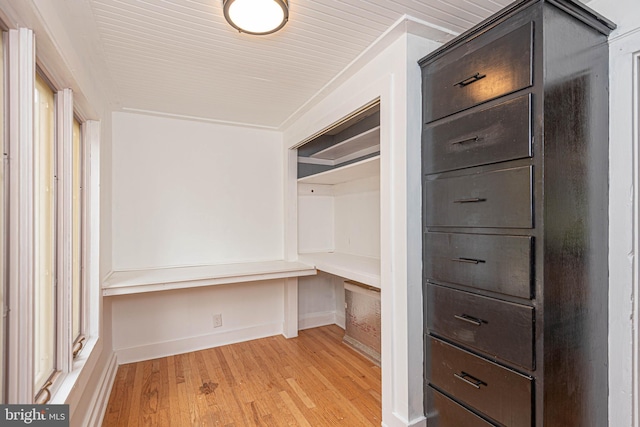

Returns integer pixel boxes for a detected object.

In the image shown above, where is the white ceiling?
[84,0,514,128]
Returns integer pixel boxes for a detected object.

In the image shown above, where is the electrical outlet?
[213,313,223,328]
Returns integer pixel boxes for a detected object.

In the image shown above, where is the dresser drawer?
[423,22,533,123]
[424,166,533,229]
[426,386,497,427]
[426,284,534,370]
[425,232,533,298]
[423,94,532,174]
[427,336,533,427]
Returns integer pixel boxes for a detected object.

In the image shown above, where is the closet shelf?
[102,260,317,296]
[298,252,381,289]
[297,156,380,185]
[310,126,380,163]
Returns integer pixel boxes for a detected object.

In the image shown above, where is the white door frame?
[609,29,640,427]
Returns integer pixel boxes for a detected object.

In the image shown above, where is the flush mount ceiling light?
[223,0,289,35]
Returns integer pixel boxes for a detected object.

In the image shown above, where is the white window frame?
[32,69,59,402]
[6,26,36,404]
[50,118,101,405]
[80,119,100,346]
[56,87,74,376]
[71,115,84,355]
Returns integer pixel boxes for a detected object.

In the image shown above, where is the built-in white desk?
[298,252,380,289]
[102,257,378,339]
[102,260,317,296]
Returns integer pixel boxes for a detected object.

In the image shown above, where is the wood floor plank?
[187,351,215,426]
[278,391,312,427]
[156,358,171,426]
[103,325,381,426]
[193,351,227,425]
[285,378,315,409]
[103,363,136,426]
[139,359,161,426]
[165,356,180,427]
[170,357,184,426]
[127,360,146,427]
[200,348,236,426]
[219,347,257,425]
[313,327,380,385]
[308,365,375,427]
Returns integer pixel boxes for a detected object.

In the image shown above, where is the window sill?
[50,336,100,405]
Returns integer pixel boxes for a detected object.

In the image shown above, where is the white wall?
[298,184,334,253]
[334,176,381,258]
[586,1,640,426]
[298,272,341,330]
[109,112,291,364]
[111,280,284,363]
[112,112,284,270]
[588,0,639,40]
[297,175,379,332]
[298,176,380,258]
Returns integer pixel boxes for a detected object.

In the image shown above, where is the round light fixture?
[223,0,289,35]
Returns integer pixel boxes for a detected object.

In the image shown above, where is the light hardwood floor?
[102,325,382,426]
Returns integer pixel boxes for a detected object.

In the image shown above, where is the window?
[29,71,92,401]
[0,29,5,404]
[32,78,91,401]
[5,23,100,407]
[33,73,57,398]
[71,117,84,357]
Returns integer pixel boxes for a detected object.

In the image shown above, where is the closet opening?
[294,101,381,364]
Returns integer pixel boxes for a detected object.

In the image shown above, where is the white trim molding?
[283,277,299,338]
[83,120,101,339]
[633,49,640,427]
[79,349,117,427]
[115,322,282,365]
[298,310,336,330]
[56,88,74,375]
[6,27,36,404]
[608,30,640,427]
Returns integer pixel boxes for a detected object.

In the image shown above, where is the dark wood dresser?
[419,1,615,426]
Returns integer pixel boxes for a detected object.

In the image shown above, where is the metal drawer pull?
[451,257,485,264]
[450,136,479,145]
[455,73,487,87]
[454,314,483,326]
[454,372,486,389]
[453,197,486,203]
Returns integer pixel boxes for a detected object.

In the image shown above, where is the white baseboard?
[335,311,346,329]
[115,322,282,364]
[382,415,426,427]
[407,415,427,427]
[82,351,118,427]
[298,311,337,330]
